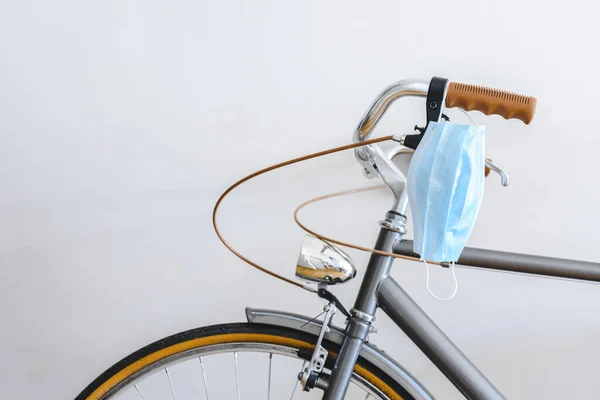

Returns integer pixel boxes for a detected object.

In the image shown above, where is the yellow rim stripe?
[86,333,402,400]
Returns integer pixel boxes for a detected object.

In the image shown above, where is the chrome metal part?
[299,303,336,391]
[360,142,413,215]
[198,357,209,399]
[363,144,408,212]
[351,81,423,212]
[245,308,433,400]
[349,308,376,323]
[384,143,414,161]
[296,235,357,285]
[395,191,409,217]
[354,79,430,144]
[485,159,509,187]
[353,79,429,174]
[314,374,330,391]
[165,367,177,400]
[379,211,407,234]
[291,361,307,399]
[134,384,148,400]
[234,352,240,400]
[392,133,407,145]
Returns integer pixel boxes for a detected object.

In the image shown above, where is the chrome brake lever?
[485,159,509,187]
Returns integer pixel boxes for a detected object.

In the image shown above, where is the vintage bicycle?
[76,77,600,400]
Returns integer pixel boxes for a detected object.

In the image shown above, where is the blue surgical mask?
[407,121,485,263]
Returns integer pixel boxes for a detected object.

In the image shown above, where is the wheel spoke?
[165,367,177,400]
[199,356,210,400]
[267,353,273,400]
[134,384,147,400]
[290,360,307,400]
[234,352,241,400]
[365,394,372,400]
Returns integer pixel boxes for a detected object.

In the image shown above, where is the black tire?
[75,322,416,400]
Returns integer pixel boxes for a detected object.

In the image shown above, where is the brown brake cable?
[212,136,427,293]
[293,183,447,273]
[293,185,437,264]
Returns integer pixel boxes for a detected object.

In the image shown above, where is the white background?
[1,1,600,399]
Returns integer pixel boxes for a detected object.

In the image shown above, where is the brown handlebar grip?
[445,82,537,124]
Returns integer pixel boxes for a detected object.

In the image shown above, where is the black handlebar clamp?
[403,76,449,150]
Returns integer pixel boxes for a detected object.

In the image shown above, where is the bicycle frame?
[320,223,600,400]
[319,78,600,399]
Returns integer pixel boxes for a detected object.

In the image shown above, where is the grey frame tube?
[323,228,401,400]
[394,240,600,283]
[378,276,505,400]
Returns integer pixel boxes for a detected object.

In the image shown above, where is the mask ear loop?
[424,261,459,301]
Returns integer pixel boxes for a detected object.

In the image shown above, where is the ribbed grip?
[445,82,537,124]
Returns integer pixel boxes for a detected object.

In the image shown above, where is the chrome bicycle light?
[296,235,357,285]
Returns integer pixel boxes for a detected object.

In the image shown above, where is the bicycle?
[75,77,600,400]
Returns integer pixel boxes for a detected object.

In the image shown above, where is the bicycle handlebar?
[354,79,429,145]
[354,77,537,146]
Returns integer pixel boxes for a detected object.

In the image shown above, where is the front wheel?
[76,323,415,400]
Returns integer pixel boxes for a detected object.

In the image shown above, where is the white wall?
[1,1,600,399]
